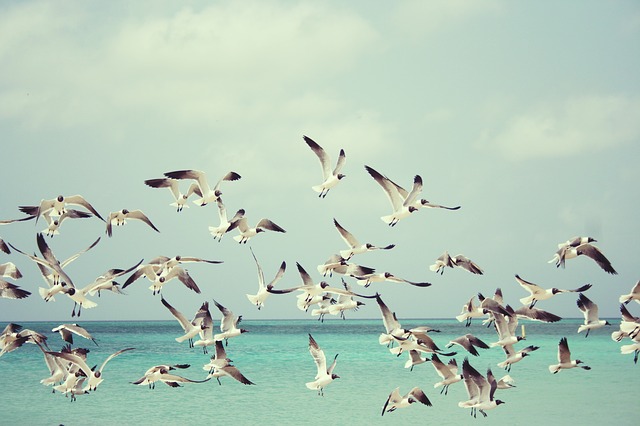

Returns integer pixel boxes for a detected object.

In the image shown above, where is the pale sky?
[1,0,638,322]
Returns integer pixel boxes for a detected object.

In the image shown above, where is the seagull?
[122,263,201,295]
[0,280,31,299]
[364,165,421,226]
[246,247,286,310]
[549,241,617,274]
[161,297,209,348]
[192,301,216,354]
[327,279,366,320]
[576,293,610,337]
[557,236,597,249]
[374,293,409,347]
[515,274,592,308]
[204,341,255,385]
[306,334,339,396]
[85,259,143,297]
[497,344,539,372]
[48,347,135,391]
[303,135,346,198]
[147,254,223,273]
[459,358,505,418]
[208,198,244,242]
[228,215,286,244]
[132,364,207,389]
[489,308,524,348]
[446,334,490,357]
[351,271,431,288]
[163,169,241,206]
[144,177,196,212]
[496,375,516,389]
[38,209,92,237]
[332,218,395,259]
[52,324,98,346]
[212,299,248,345]
[383,174,461,212]
[431,354,462,395]
[19,194,105,223]
[429,251,455,274]
[619,280,640,305]
[389,329,456,358]
[456,296,486,327]
[106,209,160,237]
[549,337,591,373]
[452,254,484,275]
[381,386,432,416]
[317,253,375,277]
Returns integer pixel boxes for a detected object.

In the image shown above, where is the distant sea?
[0,318,636,425]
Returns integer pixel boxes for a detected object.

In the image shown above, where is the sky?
[1,0,639,323]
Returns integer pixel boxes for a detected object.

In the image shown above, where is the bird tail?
[311,184,324,193]
[621,343,640,355]
[82,299,98,309]
[388,346,402,355]
[39,287,53,301]
[429,264,441,272]
[246,294,259,306]
[548,364,561,374]
[380,214,394,225]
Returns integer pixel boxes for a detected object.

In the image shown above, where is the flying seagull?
[303,135,346,198]
[549,337,591,373]
[364,165,421,227]
[106,209,160,237]
[163,169,241,206]
[306,333,339,396]
[381,387,432,416]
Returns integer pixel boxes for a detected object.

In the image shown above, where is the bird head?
[332,374,340,380]
[409,206,419,213]
[57,195,64,202]
[240,329,249,334]
[122,209,129,214]
[496,400,506,406]
[337,174,346,180]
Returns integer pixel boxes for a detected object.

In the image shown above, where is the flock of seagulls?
[0,135,636,419]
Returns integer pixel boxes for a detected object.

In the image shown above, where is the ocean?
[0,318,636,425]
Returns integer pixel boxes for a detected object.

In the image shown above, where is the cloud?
[480,95,640,160]
[0,1,378,132]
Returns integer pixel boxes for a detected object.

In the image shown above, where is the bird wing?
[381,387,401,416]
[98,348,135,373]
[576,244,617,274]
[557,337,571,364]
[220,366,255,385]
[256,218,286,233]
[304,135,332,180]
[333,149,346,175]
[213,299,235,332]
[577,293,599,323]
[127,210,160,233]
[402,175,423,207]
[333,218,359,249]
[168,267,201,294]
[375,294,401,333]
[64,195,104,221]
[308,334,327,377]
[364,165,404,211]
[515,274,544,295]
[161,297,192,332]
[409,387,431,406]
[60,237,101,269]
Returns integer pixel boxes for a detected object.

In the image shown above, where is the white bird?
[557,236,597,249]
[106,209,160,237]
[212,299,248,345]
[246,247,286,310]
[446,334,490,357]
[122,263,201,296]
[131,364,204,389]
[456,296,486,327]
[229,215,286,244]
[85,260,143,297]
[515,274,592,308]
[317,253,375,278]
[550,241,617,274]
[459,358,505,418]
[452,254,484,275]
[489,308,524,348]
[374,293,409,347]
[497,344,539,372]
[208,198,244,242]
[429,251,455,274]
[576,293,610,337]
[0,280,31,300]
[381,386,432,416]
[50,347,135,392]
[204,341,255,385]
[306,334,339,395]
[611,303,640,343]
[303,135,346,198]
[163,169,241,206]
[161,297,209,348]
[19,194,105,223]
[52,324,97,346]
[496,375,516,389]
[364,165,421,227]
[192,301,216,354]
[383,175,461,212]
[144,177,196,212]
[333,218,394,259]
[351,271,431,288]
[549,337,591,373]
[431,354,462,395]
[39,209,92,237]
[619,280,640,305]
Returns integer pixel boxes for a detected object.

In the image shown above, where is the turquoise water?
[0,318,636,425]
